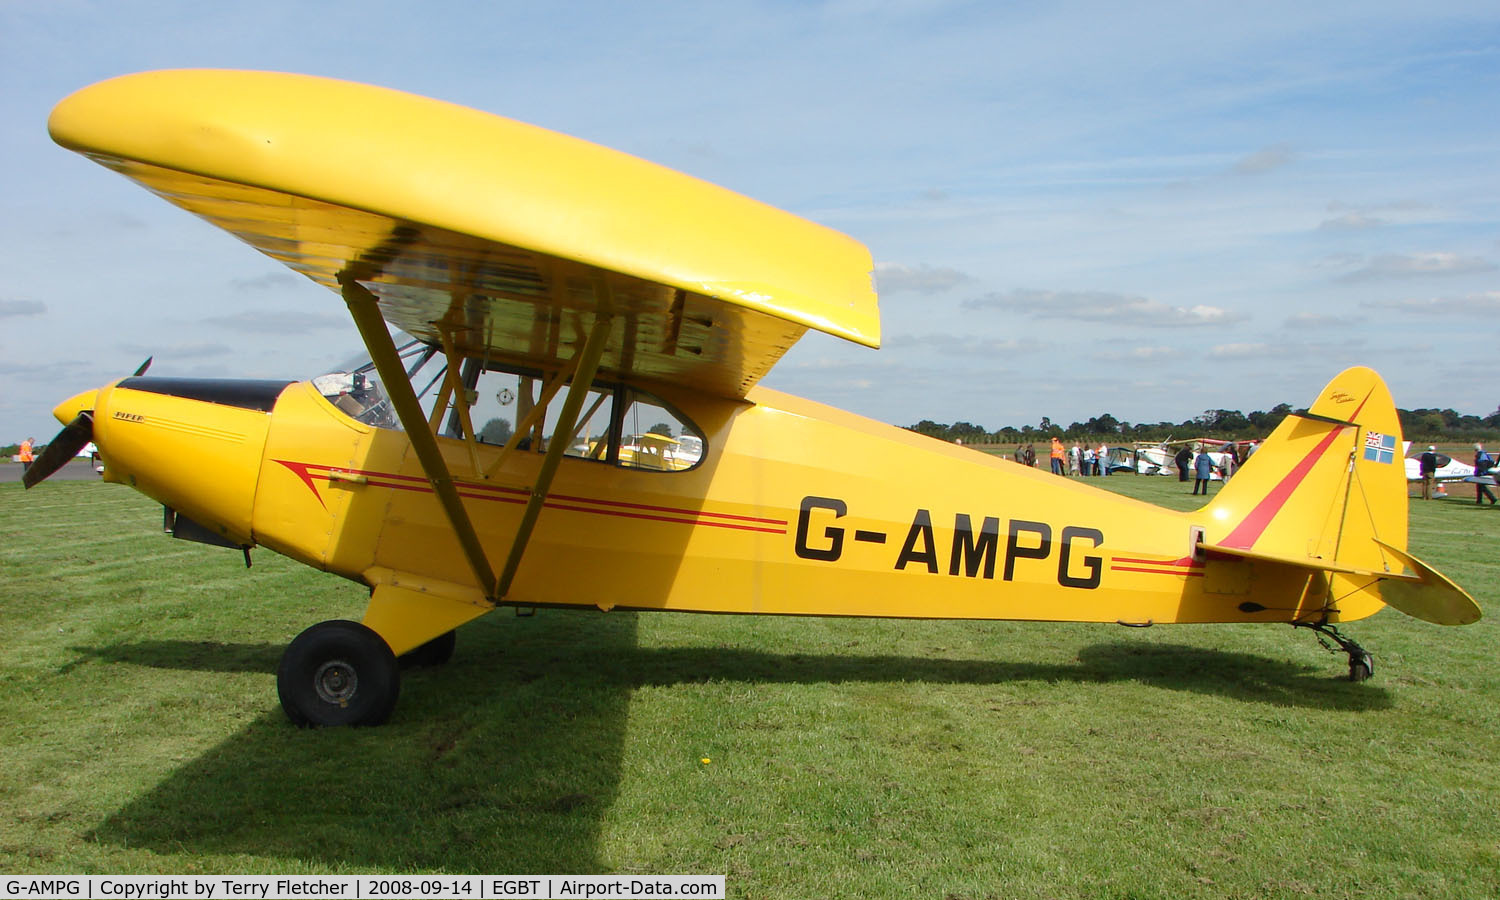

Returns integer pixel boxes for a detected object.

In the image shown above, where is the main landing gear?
[276,621,460,727]
[1293,620,1374,682]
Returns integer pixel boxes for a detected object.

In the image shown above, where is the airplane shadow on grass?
[82,615,1388,872]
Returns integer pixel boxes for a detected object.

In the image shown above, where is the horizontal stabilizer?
[1200,541,1408,580]
[1202,538,1481,625]
[1372,541,1483,625]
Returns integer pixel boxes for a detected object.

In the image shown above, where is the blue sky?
[3,1,1498,442]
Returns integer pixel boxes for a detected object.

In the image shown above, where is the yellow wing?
[49,69,880,397]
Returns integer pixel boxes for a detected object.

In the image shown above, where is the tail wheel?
[277,620,400,727]
[1349,652,1374,682]
[1293,620,1374,683]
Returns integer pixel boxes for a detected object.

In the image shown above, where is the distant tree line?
[906,404,1500,445]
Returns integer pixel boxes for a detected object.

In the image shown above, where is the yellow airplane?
[29,70,1480,727]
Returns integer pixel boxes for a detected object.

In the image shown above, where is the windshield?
[313,338,435,430]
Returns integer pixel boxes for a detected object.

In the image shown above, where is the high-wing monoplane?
[29,70,1481,726]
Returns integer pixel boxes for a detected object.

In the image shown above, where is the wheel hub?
[313,659,358,706]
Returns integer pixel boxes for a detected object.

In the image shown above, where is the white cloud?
[874,262,973,295]
[1232,143,1296,175]
[1320,200,1443,232]
[1318,212,1386,230]
[120,341,233,360]
[1362,291,1500,316]
[203,310,349,333]
[1207,342,1280,360]
[1336,253,1496,282]
[1094,345,1179,361]
[1206,337,1369,362]
[0,300,46,318]
[1283,312,1361,328]
[964,290,1246,328]
[884,334,1047,356]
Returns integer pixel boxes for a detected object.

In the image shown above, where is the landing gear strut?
[1294,620,1373,681]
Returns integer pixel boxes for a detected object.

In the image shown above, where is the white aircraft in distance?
[1132,439,1245,479]
[1402,443,1475,484]
[1129,444,1177,476]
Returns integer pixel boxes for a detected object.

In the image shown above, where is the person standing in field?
[1419,445,1439,501]
[1174,446,1192,482]
[1192,445,1214,496]
[1049,437,1065,475]
[1476,443,1497,506]
[18,437,34,473]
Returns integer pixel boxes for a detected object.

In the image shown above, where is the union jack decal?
[1363,430,1396,464]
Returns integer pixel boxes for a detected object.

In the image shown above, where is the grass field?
[1,475,1497,898]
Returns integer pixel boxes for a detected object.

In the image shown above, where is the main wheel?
[1349,652,1374,682]
[400,630,456,668]
[277,620,400,727]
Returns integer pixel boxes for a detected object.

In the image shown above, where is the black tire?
[277,620,400,727]
[1349,654,1374,683]
[400,630,456,668]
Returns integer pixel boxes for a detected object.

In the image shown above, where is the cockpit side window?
[455,368,617,459]
[615,390,704,471]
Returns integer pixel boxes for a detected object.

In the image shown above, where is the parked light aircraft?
[1132,439,1241,479]
[1401,443,1475,484]
[1128,444,1176,476]
[28,70,1481,726]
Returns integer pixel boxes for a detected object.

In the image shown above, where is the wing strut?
[341,276,499,600]
[496,291,615,597]
[341,272,616,605]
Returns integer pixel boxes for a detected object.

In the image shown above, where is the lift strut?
[340,274,615,604]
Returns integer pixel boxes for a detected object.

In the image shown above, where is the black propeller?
[23,357,150,489]
[22,412,94,489]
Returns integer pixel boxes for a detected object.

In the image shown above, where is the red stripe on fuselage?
[1111,555,1203,569]
[272,459,789,534]
[1109,565,1206,577]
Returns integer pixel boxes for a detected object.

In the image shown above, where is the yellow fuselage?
[68,375,1376,656]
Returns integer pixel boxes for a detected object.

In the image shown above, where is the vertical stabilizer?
[1207,367,1404,569]
[1201,367,1478,625]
